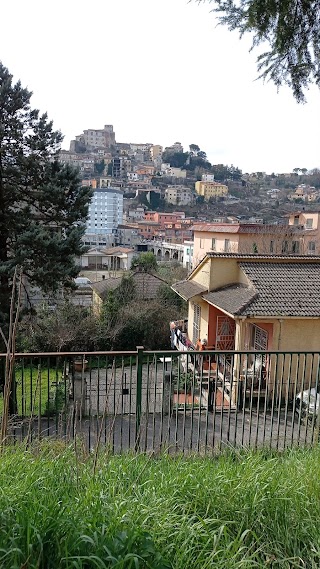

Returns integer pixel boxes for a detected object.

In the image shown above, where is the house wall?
[288,211,320,230]
[81,253,106,269]
[209,257,245,290]
[190,256,248,291]
[208,305,220,346]
[193,228,302,264]
[92,290,103,316]
[240,317,320,399]
[187,297,209,344]
[237,233,287,255]
[279,319,320,352]
[193,231,240,265]
[191,260,211,289]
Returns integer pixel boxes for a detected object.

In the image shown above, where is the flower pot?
[74,359,88,372]
[173,392,195,405]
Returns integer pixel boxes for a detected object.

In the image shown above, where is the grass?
[0,445,320,567]
[0,367,66,416]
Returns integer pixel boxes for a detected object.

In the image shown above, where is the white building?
[161,164,187,178]
[202,174,215,182]
[165,185,194,206]
[127,172,139,181]
[79,246,135,271]
[183,240,194,271]
[125,206,145,221]
[86,188,123,235]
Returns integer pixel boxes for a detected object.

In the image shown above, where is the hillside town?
[57,123,320,280]
[2,0,320,562]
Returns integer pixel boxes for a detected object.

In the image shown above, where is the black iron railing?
[0,349,319,452]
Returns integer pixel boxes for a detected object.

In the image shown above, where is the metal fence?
[1,348,320,453]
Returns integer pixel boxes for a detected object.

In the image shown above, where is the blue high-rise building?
[86,187,123,235]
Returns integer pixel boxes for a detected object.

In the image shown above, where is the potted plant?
[173,372,195,405]
[73,357,88,372]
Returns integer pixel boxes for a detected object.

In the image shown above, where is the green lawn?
[0,445,320,567]
[0,367,66,416]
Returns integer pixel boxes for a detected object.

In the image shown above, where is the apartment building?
[288,211,320,255]
[86,188,123,235]
[201,174,215,182]
[195,180,228,200]
[160,164,187,178]
[150,145,163,161]
[192,222,303,265]
[165,185,194,206]
[144,211,185,225]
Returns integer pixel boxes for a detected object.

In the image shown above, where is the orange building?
[144,211,185,226]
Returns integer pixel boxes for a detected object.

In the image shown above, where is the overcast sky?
[1,0,319,173]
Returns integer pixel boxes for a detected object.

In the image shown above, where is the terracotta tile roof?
[171,280,207,300]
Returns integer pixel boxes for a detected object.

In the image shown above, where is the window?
[224,239,230,252]
[270,240,274,253]
[252,242,258,254]
[292,241,300,254]
[308,241,316,254]
[211,238,216,251]
[192,304,201,344]
[200,239,204,249]
[282,240,288,253]
[293,217,299,226]
[252,325,268,350]
[249,324,269,370]
[306,218,313,229]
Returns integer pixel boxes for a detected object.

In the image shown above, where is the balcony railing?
[0,348,319,453]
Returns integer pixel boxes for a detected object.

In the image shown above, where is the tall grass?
[1,445,320,567]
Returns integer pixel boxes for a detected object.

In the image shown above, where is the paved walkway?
[6,365,317,452]
[9,408,316,453]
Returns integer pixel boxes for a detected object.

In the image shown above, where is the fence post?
[135,346,144,450]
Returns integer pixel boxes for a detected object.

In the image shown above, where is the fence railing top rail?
[1,349,320,358]
[0,350,138,358]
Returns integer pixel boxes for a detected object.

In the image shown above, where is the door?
[216,316,235,350]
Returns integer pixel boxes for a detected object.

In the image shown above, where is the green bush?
[44,381,66,417]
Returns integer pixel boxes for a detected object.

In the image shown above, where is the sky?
[1,0,319,174]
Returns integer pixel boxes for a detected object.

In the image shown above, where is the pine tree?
[200,0,320,102]
[0,62,92,337]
